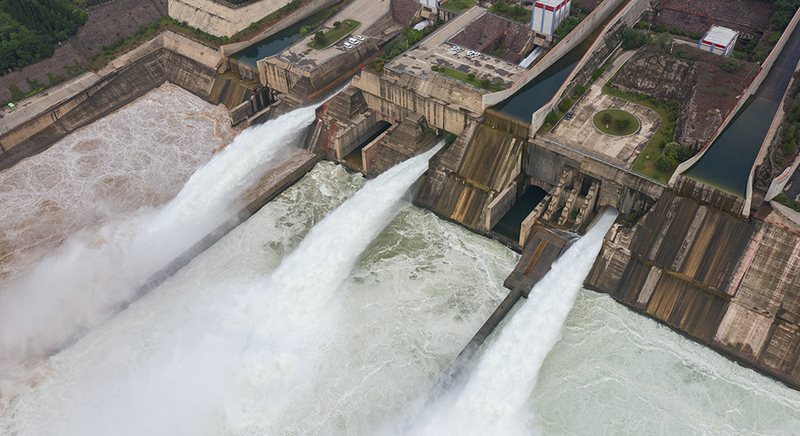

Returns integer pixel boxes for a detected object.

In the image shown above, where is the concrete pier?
[434,226,573,390]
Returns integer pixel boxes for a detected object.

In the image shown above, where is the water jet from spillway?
[398,208,619,436]
[0,107,317,399]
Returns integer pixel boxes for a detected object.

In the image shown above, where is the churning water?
[0,92,315,399]
[0,161,516,435]
[3,95,800,436]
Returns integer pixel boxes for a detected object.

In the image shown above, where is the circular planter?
[592,109,641,137]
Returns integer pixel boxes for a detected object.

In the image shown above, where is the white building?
[698,26,739,58]
[417,0,437,10]
[532,0,571,36]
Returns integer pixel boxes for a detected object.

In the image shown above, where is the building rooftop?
[702,26,738,46]
[275,0,391,71]
[387,7,531,89]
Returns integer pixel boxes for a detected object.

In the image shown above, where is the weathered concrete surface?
[505,225,572,297]
[260,0,400,104]
[530,0,660,133]
[0,31,221,171]
[528,135,666,216]
[219,0,340,56]
[168,0,291,37]
[586,191,800,390]
[388,7,530,89]
[549,91,661,168]
[418,123,525,231]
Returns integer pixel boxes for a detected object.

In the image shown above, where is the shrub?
[634,21,648,29]
[467,73,476,80]
[775,193,789,203]
[558,98,573,113]
[314,31,325,45]
[602,112,613,124]
[663,142,694,162]
[575,85,586,96]
[480,78,491,88]
[721,58,741,73]
[614,118,631,130]
[654,154,670,172]
[545,111,558,126]
[622,29,650,50]
[8,84,24,101]
[655,32,674,54]
[334,21,341,27]
[444,132,458,147]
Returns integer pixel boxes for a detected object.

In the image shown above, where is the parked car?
[565,112,573,120]
[349,37,358,44]
[357,35,365,41]
[524,1,533,5]
[344,42,352,49]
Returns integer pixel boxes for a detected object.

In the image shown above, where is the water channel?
[684,23,800,197]
[229,5,341,69]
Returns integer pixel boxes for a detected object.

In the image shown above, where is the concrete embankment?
[586,191,800,390]
[0,30,221,171]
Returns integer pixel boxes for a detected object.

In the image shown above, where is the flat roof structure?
[387,7,531,89]
[702,26,738,47]
[275,0,391,71]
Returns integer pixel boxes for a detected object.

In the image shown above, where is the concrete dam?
[3,0,800,433]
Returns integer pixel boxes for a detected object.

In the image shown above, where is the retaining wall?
[482,0,626,108]
[0,31,219,171]
[530,0,659,133]
[219,0,340,56]
[670,6,800,191]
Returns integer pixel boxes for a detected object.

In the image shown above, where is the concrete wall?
[587,191,800,391]
[482,0,625,108]
[261,39,379,103]
[486,181,517,230]
[670,6,800,190]
[0,31,219,171]
[528,135,666,215]
[354,69,482,135]
[220,0,339,56]
[530,0,659,133]
[169,0,292,37]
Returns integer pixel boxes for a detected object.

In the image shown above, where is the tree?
[614,118,631,131]
[314,31,325,45]
[721,58,741,73]
[654,154,670,172]
[9,84,24,100]
[494,0,509,12]
[545,111,558,126]
[467,73,476,81]
[480,78,491,88]
[558,98,572,113]
[602,112,614,124]
[655,32,674,54]
[334,21,341,27]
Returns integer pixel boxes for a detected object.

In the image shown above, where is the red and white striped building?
[531,0,571,36]
[698,26,739,58]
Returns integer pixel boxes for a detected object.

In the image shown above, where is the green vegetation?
[0,0,89,74]
[721,58,741,73]
[592,109,639,136]
[774,192,800,212]
[439,0,476,12]
[554,16,582,39]
[545,111,558,126]
[604,84,683,182]
[650,23,701,41]
[770,0,800,30]
[232,0,347,43]
[621,29,651,50]
[444,131,458,148]
[489,0,531,24]
[432,65,504,92]
[367,25,438,73]
[307,18,359,49]
[558,97,573,113]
